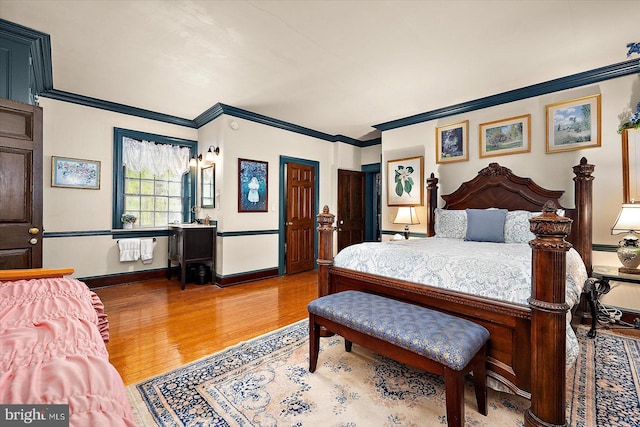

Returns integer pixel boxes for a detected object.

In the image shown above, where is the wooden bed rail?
[0,268,75,281]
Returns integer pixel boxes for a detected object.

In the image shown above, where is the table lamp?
[393,206,420,239]
[611,203,640,274]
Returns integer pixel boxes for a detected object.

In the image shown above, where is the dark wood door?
[286,162,315,274]
[337,169,365,251]
[0,98,43,269]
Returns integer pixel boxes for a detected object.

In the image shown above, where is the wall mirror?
[622,128,640,203]
[201,165,215,208]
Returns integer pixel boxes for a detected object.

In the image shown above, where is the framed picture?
[622,128,640,203]
[387,156,423,206]
[546,94,601,153]
[479,114,531,158]
[436,120,468,164]
[51,156,101,189]
[238,158,268,212]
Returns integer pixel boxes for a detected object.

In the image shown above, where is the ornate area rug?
[127,322,640,426]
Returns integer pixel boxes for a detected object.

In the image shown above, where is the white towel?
[118,238,140,262]
[140,238,155,264]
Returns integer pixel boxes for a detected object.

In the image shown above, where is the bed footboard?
[0,268,74,281]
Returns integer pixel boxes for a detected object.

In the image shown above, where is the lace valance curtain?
[122,137,190,176]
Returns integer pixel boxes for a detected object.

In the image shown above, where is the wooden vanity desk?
[167,223,217,290]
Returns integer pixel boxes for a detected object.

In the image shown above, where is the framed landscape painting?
[436,120,468,164]
[387,156,423,206]
[546,94,601,153]
[51,156,101,189]
[238,158,268,212]
[479,114,531,158]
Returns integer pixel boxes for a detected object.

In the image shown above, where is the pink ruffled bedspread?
[0,277,136,426]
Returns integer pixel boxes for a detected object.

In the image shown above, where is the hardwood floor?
[95,271,640,386]
[94,270,319,385]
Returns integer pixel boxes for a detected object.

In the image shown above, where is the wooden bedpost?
[572,157,594,275]
[426,173,439,237]
[525,201,573,427]
[317,205,335,298]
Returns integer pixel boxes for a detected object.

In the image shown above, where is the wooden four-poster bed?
[316,158,594,427]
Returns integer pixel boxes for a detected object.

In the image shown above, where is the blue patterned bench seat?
[308,290,489,427]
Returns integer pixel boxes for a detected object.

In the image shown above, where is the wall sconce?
[393,206,420,239]
[205,145,220,162]
[189,154,202,167]
[611,203,640,273]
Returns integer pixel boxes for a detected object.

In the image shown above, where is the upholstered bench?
[308,290,489,427]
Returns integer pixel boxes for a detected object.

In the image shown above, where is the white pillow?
[504,210,540,243]
[434,208,467,239]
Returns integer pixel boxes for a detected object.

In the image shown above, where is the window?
[124,168,184,227]
[113,128,197,229]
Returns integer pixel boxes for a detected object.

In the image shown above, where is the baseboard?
[217,268,280,287]
[80,267,281,289]
[620,308,640,326]
[81,269,169,289]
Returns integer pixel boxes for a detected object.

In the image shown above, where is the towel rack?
[117,237,156,244]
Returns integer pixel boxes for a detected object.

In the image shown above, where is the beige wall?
[41,98,368,277]
[39,97,364,280]
[381,74,640,310]
[39,73,640,311]
[382,75,638,243]
[155,115,358,277]
[40,98,197,278]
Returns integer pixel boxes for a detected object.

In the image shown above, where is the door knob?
[29,238,38,245]
[286,222,293,226]
[29,227,40,235]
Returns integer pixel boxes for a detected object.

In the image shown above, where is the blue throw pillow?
[465,208,508,243]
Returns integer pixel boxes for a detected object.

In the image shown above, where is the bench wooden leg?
[444,367,465,427]
[473,344,488,416]
[344,339,352,352]
[309,316,320,372]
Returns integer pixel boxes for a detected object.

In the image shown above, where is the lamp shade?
[393,207,420,225]
[611,204,640,234]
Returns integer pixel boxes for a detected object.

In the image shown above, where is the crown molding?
[374,58,640,131]
[193,103,225,127]
[219,103,336,142]
[354,136,382,147]
[40,89,197,128]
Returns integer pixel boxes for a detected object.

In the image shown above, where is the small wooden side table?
[586,265,640,337]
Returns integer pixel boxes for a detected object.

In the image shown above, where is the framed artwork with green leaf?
[387,156,423,206]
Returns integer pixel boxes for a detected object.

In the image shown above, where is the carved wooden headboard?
[425,158,594,273]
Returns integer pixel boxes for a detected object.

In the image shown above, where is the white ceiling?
[2,0,638,140]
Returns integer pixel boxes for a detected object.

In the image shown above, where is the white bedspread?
[333,237,588,367]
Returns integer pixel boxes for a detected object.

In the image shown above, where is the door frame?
[279,156,320,276]
[362,162,381,241]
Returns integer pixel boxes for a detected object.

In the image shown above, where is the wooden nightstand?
[584,266,640,338]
